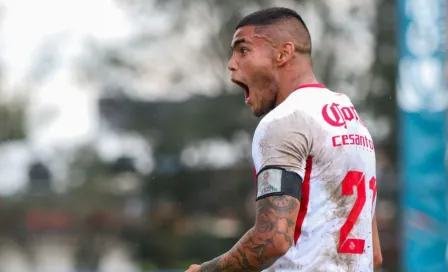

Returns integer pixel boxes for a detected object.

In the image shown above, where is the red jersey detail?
[296,83,326,90]
[294,156,313,244]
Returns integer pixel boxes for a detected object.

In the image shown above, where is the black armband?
[256,166,303,201]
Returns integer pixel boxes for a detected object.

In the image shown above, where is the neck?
[275,65,318,106]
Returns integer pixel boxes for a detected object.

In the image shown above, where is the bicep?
[254,166,303,239]
[254,195,300,250]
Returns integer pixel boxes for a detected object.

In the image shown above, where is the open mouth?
[232,80,250,101]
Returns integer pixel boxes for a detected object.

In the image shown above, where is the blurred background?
[0,0,446,271]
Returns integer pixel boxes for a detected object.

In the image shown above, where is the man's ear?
[277,42,295,66]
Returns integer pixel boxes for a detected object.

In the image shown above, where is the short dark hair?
[236,7,310,34]
[236,7,311,54]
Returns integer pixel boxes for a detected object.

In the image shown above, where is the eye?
[240,47,249,55]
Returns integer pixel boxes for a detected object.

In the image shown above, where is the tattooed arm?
[199,195,300,272]
[193,106,309,272]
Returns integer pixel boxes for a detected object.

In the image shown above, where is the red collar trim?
[296,83,326,90]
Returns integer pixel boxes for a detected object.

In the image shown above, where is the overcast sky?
[0,0,142,195]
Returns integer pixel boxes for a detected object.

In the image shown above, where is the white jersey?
[253,84,377,272]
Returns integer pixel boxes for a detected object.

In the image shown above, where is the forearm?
[372,214,382,269]
[200,228,281,272]
[200,195,299,272]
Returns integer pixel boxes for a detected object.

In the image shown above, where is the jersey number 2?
[338,171,376,254]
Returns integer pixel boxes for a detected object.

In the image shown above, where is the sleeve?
[252,112,311,198]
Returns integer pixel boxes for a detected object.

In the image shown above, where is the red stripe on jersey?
[296,83,326,90]
[294,156,313,244]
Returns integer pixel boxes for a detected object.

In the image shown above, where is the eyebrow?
[231,38,250,50]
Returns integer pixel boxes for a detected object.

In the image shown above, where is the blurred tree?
[0,99,26,142]
[366,0,397,164]
[366,1,399,271]
[28,161,52,194]
[66,146,127,271]
[0,83,32,265]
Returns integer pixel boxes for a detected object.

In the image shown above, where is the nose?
[227,55,237,72]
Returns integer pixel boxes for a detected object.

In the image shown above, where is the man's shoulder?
[253,103,314,144]
[256,90,329,128]
[257,90,315,125]
[254,101,302,138]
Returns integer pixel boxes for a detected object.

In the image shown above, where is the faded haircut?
[236,7,312,55]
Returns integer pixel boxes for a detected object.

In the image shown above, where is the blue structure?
[397,0,448,271]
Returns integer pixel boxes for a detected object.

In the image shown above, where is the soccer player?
[187,7,382,272]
